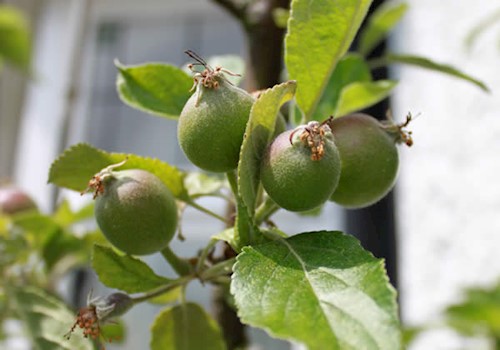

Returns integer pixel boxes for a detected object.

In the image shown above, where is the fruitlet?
[261,122,341,212]
[91,169,177,255]
[178,68,253,173]
[0,185,37,214]
[329,113,399,208]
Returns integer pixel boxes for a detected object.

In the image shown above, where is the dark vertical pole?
[348,0,399,289]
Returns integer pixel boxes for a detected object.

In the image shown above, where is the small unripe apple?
[178,58,254,173]
[0,185,37,215]
[89,168,177,255]
[261,122,341,212]
[329,113,399,209]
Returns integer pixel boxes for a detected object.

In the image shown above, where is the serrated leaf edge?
[115,61,192,119]
[231,231,400,348]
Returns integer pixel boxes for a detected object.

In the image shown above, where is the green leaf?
[10,287,94,350]
[92,245,172,293]
[101,320,126,344]
[314,54,371,121]
[234,200,257,251]
[285,0,373,120]
[150,302,226,350]
[465,8,500,51]
[48,143,186,198]
[53,200,94,227]
[148,286,182,305]
[42,228,86,270]
[53,200,76,226]
[116,61,192,119]
[445,280,500,337]
[335,80,397,117]
[13,212,59,237]
[358,2,409,56]
[212,228,237,251]
[402,326,425,348]
[0,5,31,71]
[9,219,83,270]
[0,235,28,266]
[184,172,225,198]
[231,231,401,350]
[0,214,9,233]
[238,81,296,214]
[272,8,290,29]
[382,54,490,92]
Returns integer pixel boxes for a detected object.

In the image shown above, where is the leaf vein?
[279,238,384,348]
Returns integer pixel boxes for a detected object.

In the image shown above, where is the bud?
[65,291,133,342]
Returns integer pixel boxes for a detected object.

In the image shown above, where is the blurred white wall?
[392,0,500,348]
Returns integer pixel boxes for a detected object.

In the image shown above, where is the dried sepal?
[80,159,128,199]
[65,290,133,346]
[289,120,333,161]
[381,110,417,147]
[185,50,241,106]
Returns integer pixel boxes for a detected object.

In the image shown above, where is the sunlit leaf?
[285,0,373,120]
[335,80,397,117]
[0,5,31,71]
[383,54,489,92]
[238,81,296,214]
[358,2,408,56]
[314,54,371,121]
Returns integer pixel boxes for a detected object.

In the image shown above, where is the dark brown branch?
[244,0,290,90]
[211,0,247,21]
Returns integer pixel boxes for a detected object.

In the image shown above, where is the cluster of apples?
[84,55,409,256]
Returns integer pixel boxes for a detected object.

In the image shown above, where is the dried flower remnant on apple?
[185,50,242,106]
[178,51,255,172]
[289,120,334,161]
[261,121,341,212]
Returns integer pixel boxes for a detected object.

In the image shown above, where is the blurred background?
[1,0,500,349]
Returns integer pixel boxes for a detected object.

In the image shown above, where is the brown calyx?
[81,175,105,199]
[65,305,101,341]
[382,111,415,147]
[290,121,331,161]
